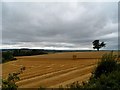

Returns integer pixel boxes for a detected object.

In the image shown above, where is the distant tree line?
[2,49,48,63]
[12,49,47,56]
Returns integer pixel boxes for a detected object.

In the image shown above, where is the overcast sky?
[2,2,118,50]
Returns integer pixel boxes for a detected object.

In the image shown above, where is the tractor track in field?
[19,63,92,80]
[17,64,96,88]
[49,73,91,88]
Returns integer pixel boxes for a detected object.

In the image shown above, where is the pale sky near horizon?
[1,1,119,50]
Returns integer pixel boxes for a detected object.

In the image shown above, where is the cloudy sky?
[1,1,118,50]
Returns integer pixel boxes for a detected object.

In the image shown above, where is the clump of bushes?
[2,72,20,90]
[80,52,120,89]
[59,52,120,89]
[93,52,118,78]
[2,66,26,90]
[20,66,26,73]
[2,51,17,63]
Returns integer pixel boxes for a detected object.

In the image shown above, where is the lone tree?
[92,40,106,51]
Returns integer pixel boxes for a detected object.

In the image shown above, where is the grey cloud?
[2,2,118,50]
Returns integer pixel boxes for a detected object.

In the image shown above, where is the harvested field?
[2,51,118,88]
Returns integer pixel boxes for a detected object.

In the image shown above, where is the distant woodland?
[2,49,47,63]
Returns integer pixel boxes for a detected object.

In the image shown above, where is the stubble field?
[2,51,117,88]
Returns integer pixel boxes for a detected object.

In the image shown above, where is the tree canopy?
[92,40,106,51]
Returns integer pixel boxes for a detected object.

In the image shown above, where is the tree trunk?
[97,48,99,51]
